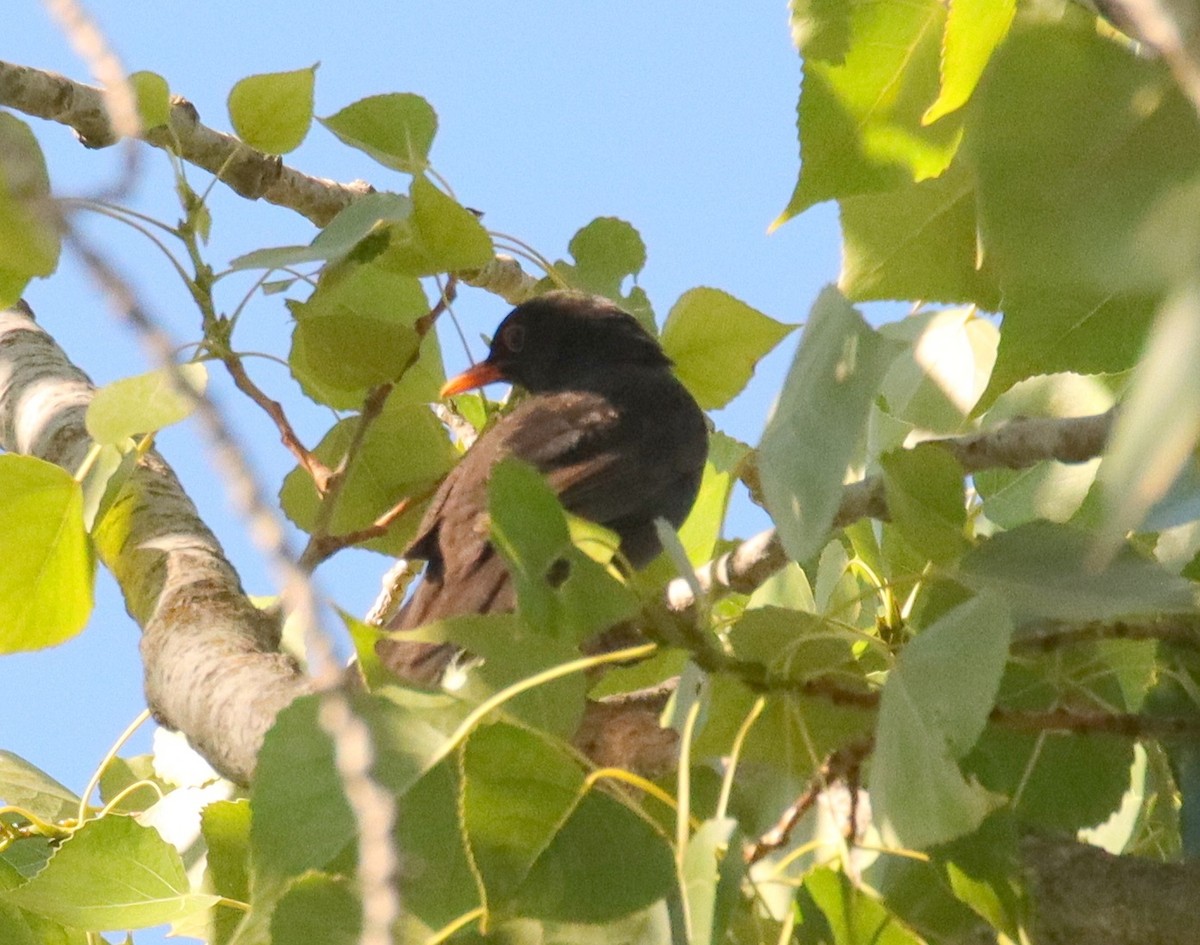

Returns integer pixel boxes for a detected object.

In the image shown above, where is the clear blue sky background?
[3,4,837,941]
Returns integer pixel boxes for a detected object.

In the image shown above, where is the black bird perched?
[377,290,708,684]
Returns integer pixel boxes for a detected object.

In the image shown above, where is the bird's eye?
[501,323,526,353]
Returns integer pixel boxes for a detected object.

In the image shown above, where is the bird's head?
[440,291,670,397]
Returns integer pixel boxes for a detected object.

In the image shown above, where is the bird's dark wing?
[380,372,706,681]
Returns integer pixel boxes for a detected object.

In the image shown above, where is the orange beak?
[440,360,506,398]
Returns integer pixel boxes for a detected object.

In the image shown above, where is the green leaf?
[462,722,585,904]
[227,66,316,154]
[0,816,216,931]
[877,306,997,434]
[660,288,795,409]
[229,191,413,272]
[729,606,860,681]
[271,873,360,945]
[85,363,207,445]
[680,818,739,945]
[287,263,430,392]
[129,71,170,130]
[1098,280,1200,551]
[777,0,961,223]
[251,691,469,882]
[511,789,674,923]
[279,400,456,556]
[978,290,1154,411]
[969,24,1200,298]
[974,373,1112,528]
[201,799,250,945]
[675,431,749,566]
[964,729,1135,832]
[487,458,641,642]
[872,593,1011,849]
[394,761,480,929]
[758,286,900,563]
[0,752,79,822]
[0,455,94,653]
[805,868,923,945]
[955,521,1195,622]
[376,176,493,275]
[549,218,654,332]
[0,902,35,945]
[320,93,438,173]
[0,114,59,306]
[923,0,1016,124]
[880,445,968,564]
[839,159,999,308]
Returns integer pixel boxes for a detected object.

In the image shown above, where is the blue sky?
[2,4,837,941]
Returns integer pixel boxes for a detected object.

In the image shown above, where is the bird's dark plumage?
[377,291,708,684]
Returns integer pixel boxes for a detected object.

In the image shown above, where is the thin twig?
[220,351,333,491]
[745,737,874,864]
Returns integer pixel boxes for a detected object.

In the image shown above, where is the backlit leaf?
[759,286,899,563]
[85,363,207,445]
[228,66,317,154]
[0,816,216,930]
[662,288,795,409]
[0,456,94,653]
[872,593,1011,849]
[320,93,437,173]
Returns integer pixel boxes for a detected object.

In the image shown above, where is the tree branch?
[0,57,542,305]
[666,410,1115,611]
[0,302,311,784]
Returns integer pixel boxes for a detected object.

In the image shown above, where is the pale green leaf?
[511,790,674,923]
[320,93,437,173]
[956,521,1195,621]
[878,306,997,434]
[129,71,170,130]
[279,401,456,557]
[839,159,999,307]
[974,374,1112,528]
[0,752,79,822]
[375,176,493,275]
[0,455,94,653]
[978,290,1153,411]
[228,66,316,154]
[487,458,640,642]
[777,0,960,223]
[229,191,412,272]
[923,0,1016,124]
[759,286,899,563]
[0,114,59,305]
[872,593,1011,849]
[85,363,207,445]
[0,816,216,930]
[675,431,748,565]
[880,445,968,564]
[805,868,924,945]
[970,24,1200,298]
[1098,280,1200,551]
[661,288,795,409]
[681,818,738,945]
[550,217,654,332]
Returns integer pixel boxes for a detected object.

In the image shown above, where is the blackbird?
[377,290,708,684]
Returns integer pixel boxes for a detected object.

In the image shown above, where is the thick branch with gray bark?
[0,302,309,783]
